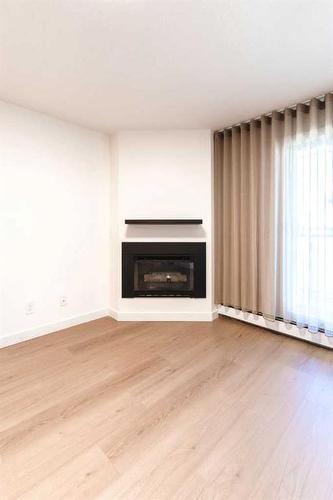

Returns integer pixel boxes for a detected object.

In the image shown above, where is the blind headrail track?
[216,91,332,133]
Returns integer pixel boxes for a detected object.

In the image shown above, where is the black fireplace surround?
[122,242,206,298]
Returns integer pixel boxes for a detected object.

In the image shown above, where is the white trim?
[0,307,219,349]
[110,309,218,322]
[0,309,110,349]
[108,307,119,321]
[218,305,333,349]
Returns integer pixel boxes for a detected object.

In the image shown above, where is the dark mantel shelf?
[125,219,203,225]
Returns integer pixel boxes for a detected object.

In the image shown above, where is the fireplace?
[122,242,206,298]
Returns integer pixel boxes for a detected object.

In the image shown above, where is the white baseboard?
[1,307,218,349]
[108,309,218,322]
[0,309,110,349]
[108,307,119,321]
[218,305,333,349]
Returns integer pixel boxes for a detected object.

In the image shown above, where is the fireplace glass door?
[134,256,194,296]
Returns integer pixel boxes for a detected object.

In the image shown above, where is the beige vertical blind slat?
[240,124,250,310]
[213,133,223,304]
[249,121,260,313]
[222,131,232,305]
[230,127,241,308]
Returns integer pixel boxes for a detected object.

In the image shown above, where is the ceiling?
[1,0,333,133]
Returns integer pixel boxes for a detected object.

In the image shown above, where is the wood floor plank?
[17,446,117,500]
[0,316,332,499]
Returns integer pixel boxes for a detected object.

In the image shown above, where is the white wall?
[110,130,215,321]
[0,107,215,347]
[0,102,111,346]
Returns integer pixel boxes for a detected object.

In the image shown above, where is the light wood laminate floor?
[1,316,333,499]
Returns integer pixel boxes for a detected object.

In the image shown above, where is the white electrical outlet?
[60,296,68,307]
[25,301,35,315]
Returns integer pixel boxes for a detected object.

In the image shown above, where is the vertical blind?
[214,93,333,336]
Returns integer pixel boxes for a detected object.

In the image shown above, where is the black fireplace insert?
[122,242,206,298]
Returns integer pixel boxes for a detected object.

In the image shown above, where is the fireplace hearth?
[122,242,206,298]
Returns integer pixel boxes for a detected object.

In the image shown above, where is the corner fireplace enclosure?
[122,242,206,298]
